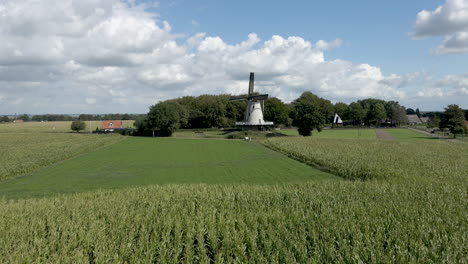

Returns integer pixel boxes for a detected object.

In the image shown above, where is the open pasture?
[0,137,335,199]
[0,120,134,133]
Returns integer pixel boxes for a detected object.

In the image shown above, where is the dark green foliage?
[225,100,246,126]
[32,114,74,122]
[17,114,29,121]
[147,101,188,137]
[415,108,421,118]
[384,101,408,126]
[440,104,466,137]
[291,92,329,136]
[334,102,349,119]
[263,97,289,125]
[358,99,389,125]
[183,95,228,128]
[0,116,9,123]
[348,102,366,124]
[406,108,416,115]
[70,121,86,132]
[427,113,440,128]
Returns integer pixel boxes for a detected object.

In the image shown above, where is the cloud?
[0,0,466,114]
[412,0,468,54]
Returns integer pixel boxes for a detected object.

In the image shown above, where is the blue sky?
[0,0,467,114]
[155,0,465,77]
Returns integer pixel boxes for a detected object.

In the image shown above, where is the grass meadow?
[0,126,466,262]
[0,137,334,199]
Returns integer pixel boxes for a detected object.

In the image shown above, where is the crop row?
[0,182,466,263]
[263,137,467,182]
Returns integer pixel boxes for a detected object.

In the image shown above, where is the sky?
[0,0,467,114]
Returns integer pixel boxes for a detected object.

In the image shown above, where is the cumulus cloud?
[0,0,466,114]
[412,0,468,54]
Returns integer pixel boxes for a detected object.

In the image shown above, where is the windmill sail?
[248,72,254,95]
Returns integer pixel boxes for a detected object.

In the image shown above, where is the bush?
[70,121,86,132]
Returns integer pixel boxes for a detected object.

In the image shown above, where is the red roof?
[102,120,122,129]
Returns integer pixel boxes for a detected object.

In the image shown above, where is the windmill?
[230,72,274,129]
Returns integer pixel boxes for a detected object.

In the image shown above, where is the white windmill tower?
[230,72,274,130]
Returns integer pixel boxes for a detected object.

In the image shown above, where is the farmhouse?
[406,115,422,125]
[102,120,122,132]
[420,117,429,123]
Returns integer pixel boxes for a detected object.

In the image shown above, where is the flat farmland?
[0,137,335,199]
[0,133,124,182]
[0,120,134,133]
[0,128,466,263]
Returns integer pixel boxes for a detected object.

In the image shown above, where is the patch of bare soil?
[375,129,394,140]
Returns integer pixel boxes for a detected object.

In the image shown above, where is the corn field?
[264,137,467,182]
[0,182,466,263]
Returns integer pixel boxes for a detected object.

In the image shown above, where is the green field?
[0,127,466,263]
[1,181,465,263]
[0,137,335,199]
[0,120,134,133]
[385,128,437,140]
[0,133,123,182]
[264,136,467,181]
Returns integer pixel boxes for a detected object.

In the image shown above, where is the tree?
[1,116,10,123]
[406,108,416,115]
[440,104,466,138]
[348,102,366,125]
[384,101,407,126]
[18,114,29,121]
[427,113,440,128]
[415,108,421,118]
[291,92,328,136]
[363,102,386,125]
[334,102,349,120]
[147,101,188,136]
[225,100,246,126]
[264,97,289,126]
[71,121,86,132]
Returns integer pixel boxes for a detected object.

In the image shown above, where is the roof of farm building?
[406,115,421,124]
[102,120,122,129]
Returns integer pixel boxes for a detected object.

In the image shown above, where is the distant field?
[0,120,134,133]
[385,128,436,140]
[0,133,123,182]
[0,138,335,199]
[172,129,227,139]
[277,128,377,139]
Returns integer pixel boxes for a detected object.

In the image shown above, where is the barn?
[102,120,122,132]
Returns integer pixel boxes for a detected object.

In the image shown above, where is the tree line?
[136,92,451,137]
[0,113,145,123]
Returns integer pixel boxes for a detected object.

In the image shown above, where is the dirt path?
[375,129,394,140]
